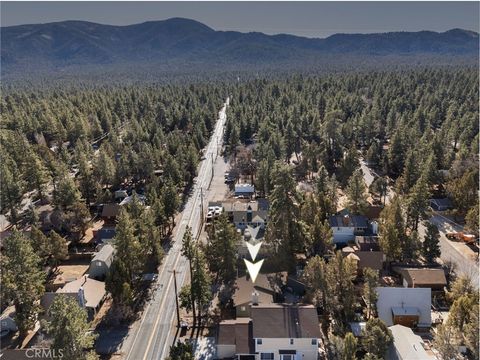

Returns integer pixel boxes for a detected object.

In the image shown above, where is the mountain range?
[1,18,479,77]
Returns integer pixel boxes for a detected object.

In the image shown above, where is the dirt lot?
[207,155,231,202]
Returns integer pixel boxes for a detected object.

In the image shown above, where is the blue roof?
[97,228,116,240]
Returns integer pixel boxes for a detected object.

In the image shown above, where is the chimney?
[78,287,86,308]
[252,291,259,305]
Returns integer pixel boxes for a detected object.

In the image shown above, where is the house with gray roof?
[216,304,320,360]
[41,275,106,320]
[89,244,115,279]
[388,325,434,360]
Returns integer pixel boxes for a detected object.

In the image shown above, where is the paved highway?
[122,98,229,360]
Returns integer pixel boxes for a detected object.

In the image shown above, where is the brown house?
[397,268,447,291]
[101,203,120,222]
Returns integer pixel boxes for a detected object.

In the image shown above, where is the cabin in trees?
[217,304,320,360]
[342,247,384,276]
[329,214,370,244]
[42,275,107,320]
[388,325,432,360]
[376,287,431,328]
[88,244,115,280]
[101,203,121,222]
[394,268,447,292]
[341,236,384,275]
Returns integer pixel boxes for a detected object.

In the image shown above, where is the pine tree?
[387,130,404,178]
[205,215,238,284]
[397,150,418,194]
[166,341,195,360]
[302,256,329,313]
[49,230,68,268]
[340,146,360,186]
[0,155,25,220]
[267,163,304,271]
[406,178,429,231]
[369,177,388,205]
[163,181,180,231]
[379,196,406,262]
[366,141,381,166]
[46,295,98,360]
[363,268,379,319]
[422,222,441,263]
[465,202,479,236]
[326,252,357,330]
[30,226,51,263]
[93,150,116,187]
[345,169,368,215]
[114,210,142,280]
[67,202,91,238]
[433,324,461,360]
[343,332,358,360]
[191,249,212,325]
[54,175,81,210]
[25,151,50,201]
[106,210,142,307]
[309,217,333,256]
[362,318,393,358]
[1,231,45,337]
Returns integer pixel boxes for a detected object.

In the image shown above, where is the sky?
[1,1,479,38]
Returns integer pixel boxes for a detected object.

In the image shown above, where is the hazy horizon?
[2,2,479,38]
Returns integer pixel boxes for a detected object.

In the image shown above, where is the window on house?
[260,353,273,360]
[257,339,263,345]
[290,339,294,345]
[311,339,317,345]
[241,306,246,311]
[281,355,294,360]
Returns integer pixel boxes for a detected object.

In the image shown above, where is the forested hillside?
[2,18,478,82]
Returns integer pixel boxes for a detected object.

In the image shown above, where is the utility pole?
[200,188,204,219]
[168,269,181,327]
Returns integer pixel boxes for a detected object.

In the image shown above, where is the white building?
[217,304,320,360]
[376,287,431,328]
[329,214,369,244]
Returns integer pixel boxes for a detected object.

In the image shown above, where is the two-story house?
[217,304,320,360]
[222,199,269,230]
[329,214,370,244]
